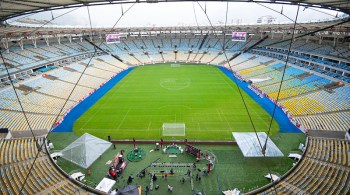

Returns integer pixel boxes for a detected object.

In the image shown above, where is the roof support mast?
[2,39,9,53]
[32,37,37,48]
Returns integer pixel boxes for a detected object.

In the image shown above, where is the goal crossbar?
[171,64,181,67]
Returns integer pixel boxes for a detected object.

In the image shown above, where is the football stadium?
[0,1,349,194]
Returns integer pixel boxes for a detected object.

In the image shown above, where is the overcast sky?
[8,2,343,27]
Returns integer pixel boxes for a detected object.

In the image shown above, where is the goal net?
[162,123,185,136]
[171,64,181,67]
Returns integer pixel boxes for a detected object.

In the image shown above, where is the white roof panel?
[232,132,284,157]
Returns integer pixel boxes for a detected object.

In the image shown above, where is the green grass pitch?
[73,63,279,140]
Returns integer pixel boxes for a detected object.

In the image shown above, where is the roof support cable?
[80,3,136,63]
[17,3,137,193]
[195,2,278,193]
[2,7,82,52]
[259,19,350,50]
[0,6,90,194]
[44,2,135,148]
[263,4,300,161]
[256,2,350,62]
[192,2,200,29]
[18,3,98,194]
[0,49,37,144]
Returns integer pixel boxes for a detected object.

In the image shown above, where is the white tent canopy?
[61,133,112,168]
[96,178,116,193]
[288,153,302,160]
[232,132,284,157]
[222,188,241,195]
[265,173,280,182]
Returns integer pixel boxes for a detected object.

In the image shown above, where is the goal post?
[162,123,185,136]
[171,64,181,67]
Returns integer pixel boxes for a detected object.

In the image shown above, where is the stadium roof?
[1,19,349,38]
[0,0,349,22]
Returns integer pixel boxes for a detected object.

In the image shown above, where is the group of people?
[142,160,207,194]
[144,184,173,194]
[108,166,119,179]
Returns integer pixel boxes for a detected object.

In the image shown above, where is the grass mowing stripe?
[74,63,279,140]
